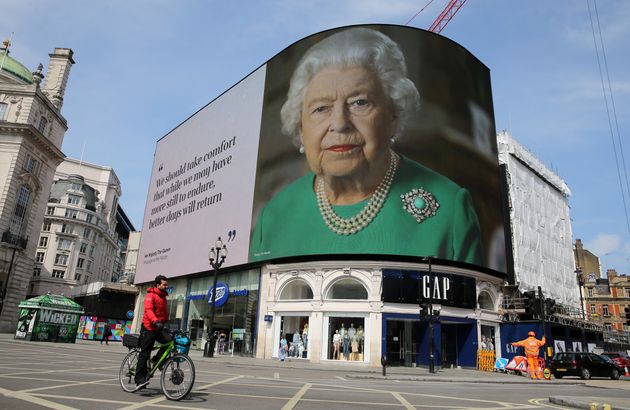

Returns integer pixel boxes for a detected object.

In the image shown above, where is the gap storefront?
[256,259,504,367]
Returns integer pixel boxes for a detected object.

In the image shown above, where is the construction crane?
[428,0,467,33]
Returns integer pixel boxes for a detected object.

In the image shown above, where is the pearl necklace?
[316,151,399,235]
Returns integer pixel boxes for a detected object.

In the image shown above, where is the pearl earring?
[299,145,305,154]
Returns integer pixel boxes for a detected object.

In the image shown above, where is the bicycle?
[119,329,195,401]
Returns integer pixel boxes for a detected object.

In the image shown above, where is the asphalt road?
[0,338,628,410]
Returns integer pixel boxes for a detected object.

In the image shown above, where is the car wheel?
[580,368,591,380]
[553,373,563,379]
[611,369,620,380]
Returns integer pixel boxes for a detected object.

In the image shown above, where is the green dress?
[250,155,483,265]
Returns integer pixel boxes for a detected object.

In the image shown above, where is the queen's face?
[300,65,397,180]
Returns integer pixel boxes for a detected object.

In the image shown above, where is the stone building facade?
[0,43,74,332]
[30,158,123,297]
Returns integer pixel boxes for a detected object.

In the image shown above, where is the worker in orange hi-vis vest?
[511,331,546,379]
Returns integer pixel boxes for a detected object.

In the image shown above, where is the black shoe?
[133,380,149,391]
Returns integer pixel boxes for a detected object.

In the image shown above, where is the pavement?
[2,333,629,409]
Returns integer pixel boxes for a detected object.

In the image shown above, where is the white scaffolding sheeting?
[497,131,580,308]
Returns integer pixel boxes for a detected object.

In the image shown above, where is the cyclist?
[134,274,171,391]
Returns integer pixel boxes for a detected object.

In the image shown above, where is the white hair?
[280,27,421,146]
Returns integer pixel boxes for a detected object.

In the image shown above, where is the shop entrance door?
[441,323,476,368]
[386,320,418,367]
[441,324,459,368]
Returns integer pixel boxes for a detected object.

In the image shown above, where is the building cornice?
[0,123,65,162]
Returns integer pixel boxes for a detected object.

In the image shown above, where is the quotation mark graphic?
[227,229,237,241]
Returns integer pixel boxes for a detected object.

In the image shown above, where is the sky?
[2,0,629,274]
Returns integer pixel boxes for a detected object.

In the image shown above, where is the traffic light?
[524,291,537,315]
[420,301,429,321]
[625,306,630,326]
[545,298,556,315]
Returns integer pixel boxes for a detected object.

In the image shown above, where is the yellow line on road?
[392,392,416,409]
[0,386,77,410]
[281,383,312,410]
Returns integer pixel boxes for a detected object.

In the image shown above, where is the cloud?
[585,233,621,256]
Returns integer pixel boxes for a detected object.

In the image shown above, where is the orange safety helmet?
[528,331,536,337]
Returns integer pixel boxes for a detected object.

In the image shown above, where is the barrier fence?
[476,349,496,371]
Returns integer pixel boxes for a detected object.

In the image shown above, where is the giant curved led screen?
[136,24,507,284]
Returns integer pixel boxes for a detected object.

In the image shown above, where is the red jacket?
[142,287,168,331]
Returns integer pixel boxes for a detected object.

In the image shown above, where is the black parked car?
[550,352,623,380]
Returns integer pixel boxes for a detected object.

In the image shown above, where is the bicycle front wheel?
[119,350,140,392]
[160,353,195,401]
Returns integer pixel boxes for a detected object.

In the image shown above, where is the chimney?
[574,239,583,250]
[41,48,75,111]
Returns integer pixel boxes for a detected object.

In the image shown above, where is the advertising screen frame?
[136,24,509,284]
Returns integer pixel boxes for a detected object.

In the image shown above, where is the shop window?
[279,279,313,300]
[326,278,367,300]
[327,317,365,361]
[279,315,310,359]
[477,291,494,310]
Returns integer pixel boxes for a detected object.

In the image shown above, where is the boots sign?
[382,269,476,309]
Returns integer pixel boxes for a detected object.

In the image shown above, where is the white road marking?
[0,386,78,410]
[281,383,312,410]
[117,375,243,410]
[335,375,347,381]
[20,377,117,393]
[529,398,572,409]
[392,391,416,409]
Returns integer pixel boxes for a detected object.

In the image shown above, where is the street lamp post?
[575,267,585,320]
[203,237,228,358]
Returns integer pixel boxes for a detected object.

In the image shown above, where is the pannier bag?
[122,333,141,348]
[174,334,191,354]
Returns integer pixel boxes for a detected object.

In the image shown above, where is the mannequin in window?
[348,323,357,360]
[340,323,350,360]
[302,323,309,350]
[292,329,302,357]
[357,325,364,354]
[332,329,341,360]
[339,323,350,360]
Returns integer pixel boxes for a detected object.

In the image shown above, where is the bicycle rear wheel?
[119,350,140,392]
[160,353,195,400]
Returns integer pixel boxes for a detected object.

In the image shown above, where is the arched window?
[477,291,494,310]
[326,277,368,300]
[279,279,313,300]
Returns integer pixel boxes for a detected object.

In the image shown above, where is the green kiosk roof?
[19,294,84,313]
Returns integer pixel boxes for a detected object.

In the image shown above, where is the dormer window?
[37,116,47,133]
